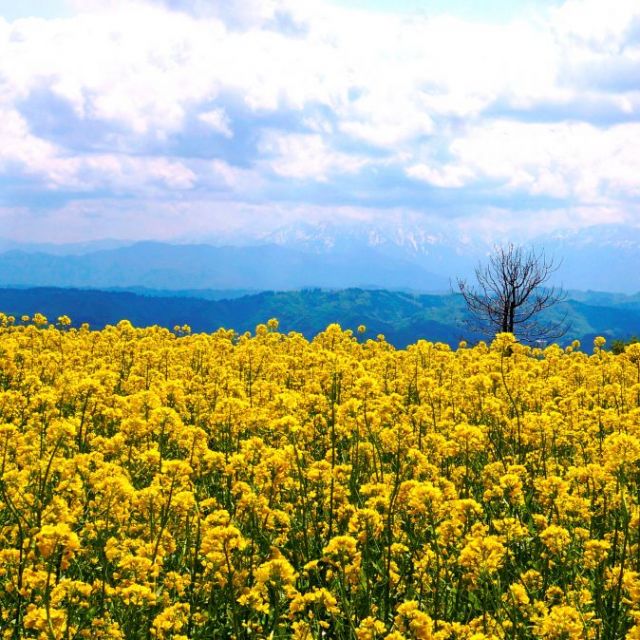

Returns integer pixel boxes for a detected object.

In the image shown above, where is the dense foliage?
[1,314,640,639]
[3,286,640,348]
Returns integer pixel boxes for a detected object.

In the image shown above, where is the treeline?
[1,286,639,348]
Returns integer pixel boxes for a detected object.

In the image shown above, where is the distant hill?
[2,224,640,293]
[3,225,640,293]
[1,287,639,348]
[0,242,449,292]
[0,287,467,346]
[104,286,256,301]
[258,221,640,292]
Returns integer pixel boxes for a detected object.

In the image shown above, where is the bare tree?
[456,243,568,343]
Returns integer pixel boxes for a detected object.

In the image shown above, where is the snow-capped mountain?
[256,219,483,284]
[0,223,639,293]
[257,220,640,293]
[261,220,479,256]
[537,224,640,292]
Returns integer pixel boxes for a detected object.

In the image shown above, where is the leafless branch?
[456,243,569,344]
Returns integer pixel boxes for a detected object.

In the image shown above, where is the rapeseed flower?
[1,319,640,637]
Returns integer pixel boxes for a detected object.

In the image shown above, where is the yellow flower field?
[1,314,640,639]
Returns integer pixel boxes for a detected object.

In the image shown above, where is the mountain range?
[0,242,449,291]
[1,222,639,293]
[0,220,639,346]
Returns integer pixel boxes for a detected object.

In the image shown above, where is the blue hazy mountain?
[0,238,131,255]
[540,225,640,293]
[1,222,639,293]
[0,241,450,291]
[251,221,640,293]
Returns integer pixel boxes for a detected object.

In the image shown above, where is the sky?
[0,0,639,244]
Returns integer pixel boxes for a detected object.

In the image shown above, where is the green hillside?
[0,287,639,348]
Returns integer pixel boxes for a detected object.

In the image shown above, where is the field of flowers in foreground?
[2,315,640,639]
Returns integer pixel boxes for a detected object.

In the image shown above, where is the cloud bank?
[0,0,639,242]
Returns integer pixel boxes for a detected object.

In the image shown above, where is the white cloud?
[339,92,434,147]
[208,159,263,191]
[452,203,633,243]
[445,120,640,200]
[2,0,636,142]
[0,0,640,241]
[552,0,640,47]
[0,107,197,190]
[0,197,389,243]
[405,163,474,188]
[198,108,233,137]
[0,2,559,141]
[1,6,227,134]
[259,132,369,181]
[0,108,60,171]
[81,155,197,190]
